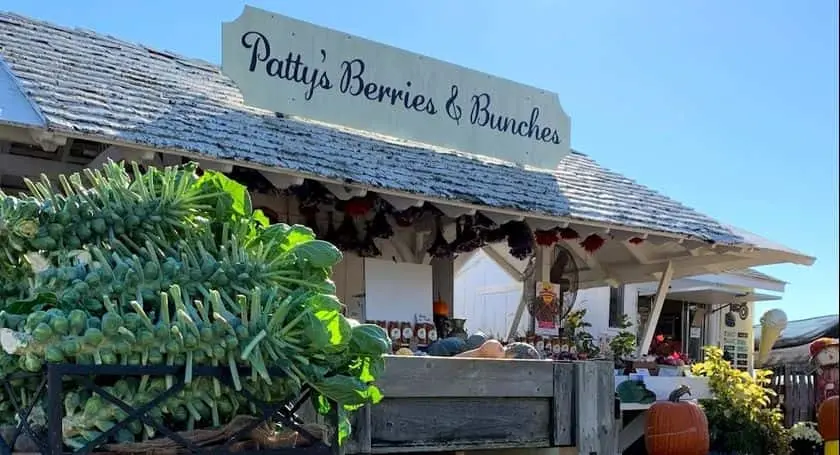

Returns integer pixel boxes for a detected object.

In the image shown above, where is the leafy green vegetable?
[350,324,392,356]
[0,162,391,448]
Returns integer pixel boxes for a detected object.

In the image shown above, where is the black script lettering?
[445,85,462,124]
[489,115,517,133]
[340,59,436,115]
[339,59,365,96]
[510,106,541,139]
[469,94,562,145]
[242,31,271,72]
[540,126,553,141]
[240,32,331,101]
[469,93,491,126]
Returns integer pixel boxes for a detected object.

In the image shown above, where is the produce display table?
[345,357,618,455]
[614,376,712,453]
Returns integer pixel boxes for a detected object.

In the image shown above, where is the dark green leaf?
[195,170,253,220]
[349,324,392,356]
[252,208,270,228]
[288,240,343,268]
[301,313,330,350]
[259,224,316,252]
[308,293,342,313]
[316,309,352,349]
[8,292,58,313]
[314,375,381,408]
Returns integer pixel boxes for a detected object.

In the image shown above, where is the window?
[608,285,625,328]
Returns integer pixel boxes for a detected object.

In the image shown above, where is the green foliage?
[0,162,391,447]
[691,346,790,455]
[608,314,636,364]
[564,308,599,357]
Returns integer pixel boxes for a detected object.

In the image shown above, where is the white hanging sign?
[222,6,571,169]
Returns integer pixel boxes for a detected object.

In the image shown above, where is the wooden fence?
[770,366,817,427]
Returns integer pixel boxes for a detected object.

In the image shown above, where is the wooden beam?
[87,146,154,169]
[564,240,620,288]
[30,131,67,152]
[323,182,367,200]
[261,172,304,189]
[195,159,233,173]
[482,245,524,281]
[637,261,675,356]
[2,154,83,177]
[623,240,652,264]
[432,202,476,218]
[387,236,415,263]
[380,194,424,211]
[506,256,535,341]
[413,232,430,264]
[0,141,9,186]
[611,251,759,279]
[482,212,524,225]
[619,411,648,452]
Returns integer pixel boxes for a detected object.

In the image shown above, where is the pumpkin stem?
[668,385,692,402]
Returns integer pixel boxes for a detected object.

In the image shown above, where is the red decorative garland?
[344,198,372,217]
[534,229,559,246]
[628,237,645,245]
[559,227,580,240]
[580,234,605,253]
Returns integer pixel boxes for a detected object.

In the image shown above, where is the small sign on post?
[222,6,571,169]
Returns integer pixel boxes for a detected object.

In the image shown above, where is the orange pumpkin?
[645,386,709,455]
[432,295,449,316]
[818,395,839,441]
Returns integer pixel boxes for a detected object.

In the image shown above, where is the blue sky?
[5,0,838,322]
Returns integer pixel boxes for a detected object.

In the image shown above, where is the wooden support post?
[536,245,552,282]
[506,251,538,341]
[619,411,648,453]
[552,362,574,446]
[637,261,675,356]
[431,257,454,317]
[574,361,618,455]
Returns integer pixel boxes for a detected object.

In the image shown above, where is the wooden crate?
[346,357,616,454]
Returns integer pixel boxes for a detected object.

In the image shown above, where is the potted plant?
[561,309,600,360]
[650,334,691,375]
[789,422,823,455]
[692,346,792,455]
[609,314,636,374]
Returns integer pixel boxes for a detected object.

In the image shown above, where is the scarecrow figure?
[810,337,840,410]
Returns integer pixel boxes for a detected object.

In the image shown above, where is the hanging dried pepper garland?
[580,234,605,253]
[505,221,534,260]
[335,213,360,251]
[471,213,504,244]
[392,206,423,227]
[368,208,394,239]
[473,213,497,231]
[294,180,333,210]
[357,222,382,257]
[453,216,483,253]
[427,216,454,259]
[341,197,373,217]
[559,227,580,240]
[534,229,560,246]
